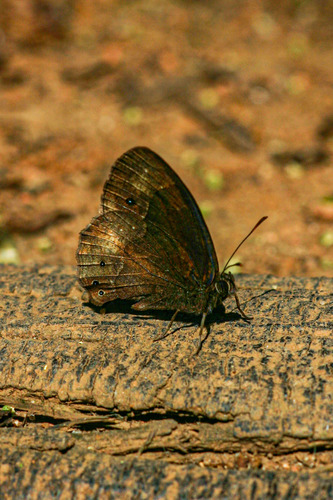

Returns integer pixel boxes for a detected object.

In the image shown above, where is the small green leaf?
[37,237,53,253]
[199,88,219,109]
[1,405,15,414]
[284,163,304,179]
[320,258,333,270]
[0,238,20,265]
[199,200,214,218]
[123,106,143,126]
[204,170,224,191]
[180,149,200,168]
[320,230,333,248]
[322,194,333,204]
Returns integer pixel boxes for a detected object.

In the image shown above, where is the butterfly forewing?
[77,147,219,312]
[102,148,218,281]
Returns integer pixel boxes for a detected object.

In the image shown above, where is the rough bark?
[0,265,332,498]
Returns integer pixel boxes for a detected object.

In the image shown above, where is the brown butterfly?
[76,147,267,350]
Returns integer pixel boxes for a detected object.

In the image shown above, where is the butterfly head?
[215,271,236,301]
[212,215,268,319]
[215,270,251,320]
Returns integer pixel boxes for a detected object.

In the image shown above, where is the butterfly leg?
[194,311,208,355]
[234,291,252,320]
[153,309,180,342]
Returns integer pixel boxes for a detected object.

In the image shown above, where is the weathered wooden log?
[0,266,332,497]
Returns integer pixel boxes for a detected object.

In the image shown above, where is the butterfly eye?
[100,261,105,267]
[215,279,229,300]
[98,290,104,296]
[92,280,99,286]
[126,197,136,206]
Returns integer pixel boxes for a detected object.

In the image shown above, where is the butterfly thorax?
[178,271,235,315]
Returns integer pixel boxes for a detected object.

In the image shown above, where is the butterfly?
[76,147,267,351]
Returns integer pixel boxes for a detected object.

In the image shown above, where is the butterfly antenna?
[224,262,242,271]
[222,216,268,273]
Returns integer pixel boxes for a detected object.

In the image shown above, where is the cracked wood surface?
[0,265,332,497]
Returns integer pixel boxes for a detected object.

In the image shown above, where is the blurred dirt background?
[0,0,332,277]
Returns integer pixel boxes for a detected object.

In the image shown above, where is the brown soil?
[0,1,332,277]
